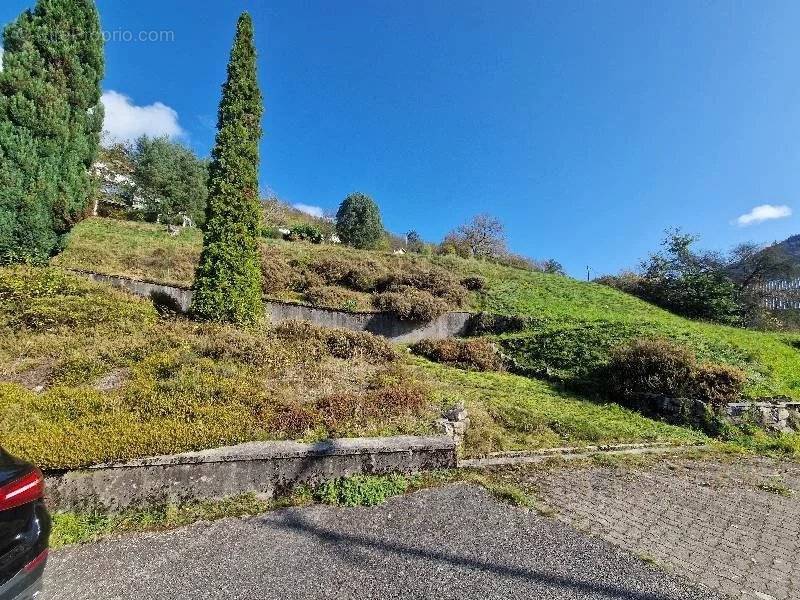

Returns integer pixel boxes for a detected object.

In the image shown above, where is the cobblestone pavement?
[520,456,800,600]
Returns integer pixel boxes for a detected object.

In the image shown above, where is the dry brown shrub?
[412,338,505,372]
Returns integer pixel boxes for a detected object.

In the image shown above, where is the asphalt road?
[43,484,723,600]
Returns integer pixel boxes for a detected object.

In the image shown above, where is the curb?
[459,442,710,468]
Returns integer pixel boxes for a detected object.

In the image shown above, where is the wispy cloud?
[292,203,325,218]
[736,204,792,227]
[101,90,184,146]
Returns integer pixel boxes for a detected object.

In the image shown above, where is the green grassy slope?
[0,265,709,469]
[415,358,707,455]
[55,218,800,399]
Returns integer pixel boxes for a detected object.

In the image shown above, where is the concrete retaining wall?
[77,271,473,343]
[45,435,457,511]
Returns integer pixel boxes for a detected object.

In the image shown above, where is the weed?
[314,474,411,507]
[757,478,794,497]
[49,492,308,548]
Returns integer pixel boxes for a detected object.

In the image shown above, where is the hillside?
[54,218,800,399]
[0,265,703,470]
[776,234,800,263]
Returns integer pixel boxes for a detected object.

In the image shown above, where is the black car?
[0,449,50,600]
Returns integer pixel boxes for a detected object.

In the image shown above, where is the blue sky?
[2,1,800,276]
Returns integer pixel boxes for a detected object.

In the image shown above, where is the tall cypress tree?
[0,0,104,263]
[191,13,264,324]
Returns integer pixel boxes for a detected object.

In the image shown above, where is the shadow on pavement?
[267,510,696,600]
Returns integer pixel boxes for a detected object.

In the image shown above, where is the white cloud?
[292,203,325,219]
[100,90,184,146]
[735,204,792,227]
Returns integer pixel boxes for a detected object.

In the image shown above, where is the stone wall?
[77,271,472,344]
[635,393,800,434]
[726,401,800,433]
[45,435,457,511]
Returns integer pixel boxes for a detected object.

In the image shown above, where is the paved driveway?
[522,456,800,600]
[43,484,719,600]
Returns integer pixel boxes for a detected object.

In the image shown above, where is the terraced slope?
[54,218,800,399]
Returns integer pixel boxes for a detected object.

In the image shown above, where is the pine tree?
[0,0,104,263]
[191,13,264,324]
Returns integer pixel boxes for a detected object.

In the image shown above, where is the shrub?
[335,192,384,249]
[595,272,646,296]
[377,266,467,307]
[412,339,505,372]
[272,321,397,362]
[310,256,386,292]
[603,338,746,406]
[287,223,324,244]
[287,262,325,292]
[260,246,293,294]
[493,253,537,271]
[271,400,321,436]
[460,275,486,291]
[315,384,426,432]
[315,474,410,507]
[261,226,283,240]
[0,267,157,332]
[604,338,695,401]
[689,363,746,406]
[304,286,364,311]
[372,287,450,322]
[466,312,530,336]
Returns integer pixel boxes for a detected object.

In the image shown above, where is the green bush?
[372,287,450,322]
[315,474,410,507]
[261,226,283,240]
[412,339,505,372]
[190,14,264,325]
[0,267,156,332]
[335,192,384,249]
[604,338,695,401]
[287,224,324,244]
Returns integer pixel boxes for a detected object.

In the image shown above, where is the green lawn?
[414,358,707,457]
